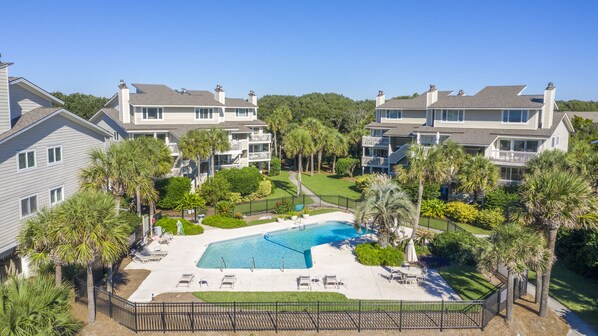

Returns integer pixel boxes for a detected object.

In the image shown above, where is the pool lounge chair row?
[297,275,345,290]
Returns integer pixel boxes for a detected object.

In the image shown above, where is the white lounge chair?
[403,274,418,285]
[132,252,163,263]
[220,275,236,289]
[177,274,195,287]
[297,276,312,290]
[323,275,339,289]
[141,247,168,257]
[159,232,174,244]
[388,269,403,282]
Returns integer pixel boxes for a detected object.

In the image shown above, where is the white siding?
[434,109,539,130]
[0,114,106,254]
[0,67,9,133]
[93,113,128,143]
[9,84,52,120]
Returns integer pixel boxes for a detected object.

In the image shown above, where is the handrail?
[251,257,255,272]
[220,257,227,272]
[281,257,284,273]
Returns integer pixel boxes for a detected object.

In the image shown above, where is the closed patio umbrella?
[405,239,418,263]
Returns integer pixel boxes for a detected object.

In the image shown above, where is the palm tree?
[302,118,326,176]
[395,144,450,239]
[0,275,82,335]
[439,141,466,196]
[526,149,571,176]
[519,169,598,317]
[55,190,129,324]
[17,207,66,287]
[179,129,210,186]
[478,223,548,321]
[354,175,415,247]
[283,127,314,196]
[205,128,231,177]
[457,155,499,205]
[266,105,293,157]
[325,130,348,174]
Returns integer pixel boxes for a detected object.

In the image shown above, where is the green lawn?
[246,208,343,226]
[194,291,350,302]
[300,173,361,200]
[267,171,296,199]
[419,217,491,235]
[528,261,598,330]
[438,264,498,300]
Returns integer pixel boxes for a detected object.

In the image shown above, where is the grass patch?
[528,261,598,330]
[245,208,341,226]
[419,217,491,235]
[194,291,350,303]
[438,264,498,300]
[267,171,296,199]
[234,194,313,215]
[309,208,340,215]
[455,222,492,235]
[202,215,247,229]
[300,173,361,200]
[154,217,204,235]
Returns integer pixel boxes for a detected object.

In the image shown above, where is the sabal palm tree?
[205,128,231,177]
[325,130,348,174]
[355,175,415,247]
[478,223,548,321]
[519,169,598,317]
[457,155,499,205]
[526,149,571,176]
[266,105,293,157]
[179,129,210,186]
[17,207,66,287]
[55,190,129,324]
[283,127,314,196]
[302,118,326,176]
[0,275,82,335]
[439,141,466,196]
[395,144,450,239]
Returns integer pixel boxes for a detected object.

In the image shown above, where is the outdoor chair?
[132,252,163,263]
[297,276,312,290]
[220,274,237,289]
[177,274,195,287]
[141,246,168,257]
[159,232,174,244]
[417,267,428,282]
[403,274,418,285]
[323,275,339,289]
[388,269,403,282]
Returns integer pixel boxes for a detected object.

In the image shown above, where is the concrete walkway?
[288,171,337,208]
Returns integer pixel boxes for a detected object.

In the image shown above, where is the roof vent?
[458,89,465,96]
[429,85,437,92]
[180,88,188,95]
[377,90,384,97]
[546,82,555,90]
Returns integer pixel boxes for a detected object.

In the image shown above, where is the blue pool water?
[197,221,363,269]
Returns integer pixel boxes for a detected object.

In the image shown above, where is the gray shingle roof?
[564,111,598,123]
[378,91,453,109]
[130,84,225,106]
[226,98,257,108]
[429,86,545,109]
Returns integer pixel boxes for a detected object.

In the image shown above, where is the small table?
[199,279,209,287]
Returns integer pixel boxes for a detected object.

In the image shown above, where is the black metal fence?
[234,194,362,216]
[419,217,466,233]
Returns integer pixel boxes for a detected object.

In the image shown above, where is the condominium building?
[91,82,272,182]
[362,84,573,183]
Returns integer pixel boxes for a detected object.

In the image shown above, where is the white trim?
[9,77,64,105]
[132,104,225,108]
[194,107,215,120]
[16,149,36,172]
[46,145,63,166]
[141,107,164,121]
[49,185,64,206]
[501,110,529,125]
[19,194,38,219]
[441,109,465,123]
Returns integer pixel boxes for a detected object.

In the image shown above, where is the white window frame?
[551,136,560,148]
[20,194,38,219]
[142,107,164,120]
[113,131,120,141]
[501,110,529,124]
[441,109,464,123]
[47,145,63,165]
[235,108,250,117]
[195,108,214,120]
[17,149,36,172]
[498,139,539,152]
[49,186,64,206]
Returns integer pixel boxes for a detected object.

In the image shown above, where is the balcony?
[229,140,245,151]
[248,152,271,161]
[216,163,243,169]
[167,143,179,155]
[249,133,272,143]
[362,136,389,147]
[361,156,389,167]
[489,150,538,165]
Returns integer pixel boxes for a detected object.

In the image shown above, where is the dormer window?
[236,108,252,117]
[442,110,464,123]
[502,110,528,124]
[142,107,163,120]
[195,108,213,120]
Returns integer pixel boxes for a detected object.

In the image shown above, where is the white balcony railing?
[489,150,538,164]
[249,133,272,142]
[229,140,243,151]
[216,163,243,169]
[167,143,179,155]
[362,136,389,147]
[248,152,271,161]
[361,156,389,167]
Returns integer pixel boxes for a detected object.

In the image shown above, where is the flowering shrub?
[274,198,294,214]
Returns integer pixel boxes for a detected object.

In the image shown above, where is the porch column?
[20,256,32,278]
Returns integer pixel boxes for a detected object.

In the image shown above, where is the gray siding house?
[362,84,574,183]
[0,61,110,276]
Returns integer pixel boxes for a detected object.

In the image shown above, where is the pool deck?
[126,212,460,303]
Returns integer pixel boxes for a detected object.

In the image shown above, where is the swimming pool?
[197,221,363,269]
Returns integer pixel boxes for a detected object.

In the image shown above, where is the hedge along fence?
[234,195,360,216]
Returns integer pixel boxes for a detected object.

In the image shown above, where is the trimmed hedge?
[217,166,262,196]
[155,217,204,235]
[336,157,359,177]
[446,201,478,224]
[429,231,483,266]
[156,177,191,209]
[354,243,405,266]
[269,157,281,176]
[202,215,247,229]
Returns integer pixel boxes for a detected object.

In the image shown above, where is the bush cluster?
[336,157,359,177]
[429,231,483,266]
[217,167,263,196]
[420,199,447,218]
[400,182,441,203]
[269,157,281,176]
[155,217,204,235]
[274,198,294,214]
[475,208,505,229]
[257,180,272,197]
[355,174,375,191]
[202,215,247,229]
[215,200,235,217]
[445,202,478,224]
[484,186,520,212]
[155,177,191,209]
[199,176,231,205]
[354,243,405,266]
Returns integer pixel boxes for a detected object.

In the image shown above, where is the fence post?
[346,197,349,210]
[303,194,306,206]
[266,198,269,213]
[440,299,445,331]
[162,302,166,333]
[134,302,138,332]
[481,300,487,331]
[249,201,252,216]
[275,301,279,333]
[233,302,237,332]
[446,219,449,232]
[317,301,320,332]
[399,301,403,331]
[108,291,113,318]
[357,300,361,332]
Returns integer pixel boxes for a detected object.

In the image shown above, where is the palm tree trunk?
[136,188,142,215]
[195,155,202,187]
[310,153,314,176]
[332,155,337,174]
[297,154,303,196]
[317,150,323,173]
[87,262,96,324]
[273,131,278,157]
[115,195,121,214]
[149,201,155,233]
[540,228,558,317]
[210,151,215,177]
[55,262,62,288]
[535,269,543,304]
[506,270,514,321]
[411,181,424,239]
[107,264,113,293]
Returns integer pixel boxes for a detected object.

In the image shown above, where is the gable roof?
[429,85,545,109]
[124,83,257,107]
[8,77,64,105]
[0,107,111,144]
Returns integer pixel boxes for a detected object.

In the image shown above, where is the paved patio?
[126,212,460,302]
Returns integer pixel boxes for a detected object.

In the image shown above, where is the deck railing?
[362,136,389,147]
[488,150,538,164]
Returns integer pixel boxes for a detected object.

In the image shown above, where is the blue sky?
[1,1,597,100]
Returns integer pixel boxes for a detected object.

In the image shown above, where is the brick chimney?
[375,90,385,107]
[0,61,13,133]
[214,85,225,104]
[542,82,555,129]
[248,90,257,105]
[118,80,131,124]
[426,84,438,106]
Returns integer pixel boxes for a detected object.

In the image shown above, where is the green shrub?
[421,199,447,218]
[475,208,505,229]
[202,215,247,229]
[229,192,243,204]
[445,202,478,224]
[274,198,294,214]
[355,174,375,191]
[429,231,483,266]
[233,211,244,219]
[215,200,235,217]
[354,243,405,266]
[557,228,598,279]
[155,217,204,235]
[156,177,191,209]
[199,175,231,205]
[257,180,272,197]
[484,186,520,211]
[269,157,281,176]
[399,182,441,203]
[336,157,359,177]
[217,166,262,196]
